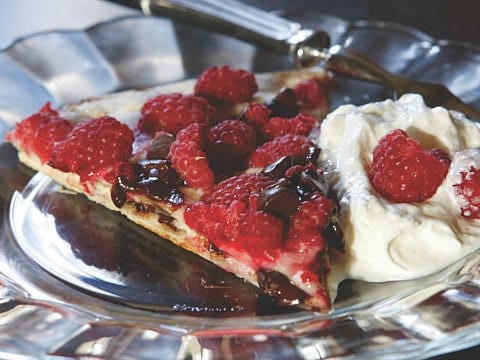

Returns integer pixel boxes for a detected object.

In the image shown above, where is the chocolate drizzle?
[265,88,299,118]
[146,133,174,160]
[256,269,308,306]
[262,156,294,179]
[111,180,127,208]
[322,208,345,252]
[258,185,300,219]
[111,159,185,209]
[259,147,344,251]
[260,147,328,202]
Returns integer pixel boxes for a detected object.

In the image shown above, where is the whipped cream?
[319,94,480,284]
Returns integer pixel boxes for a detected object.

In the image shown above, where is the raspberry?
[6,103,73,163]
[201,173,275,206]
[184,202,232,244]
[289,192,335,232]
[262,113,316,140]
[248,134,314,168]
[33,119,73,163]
[284,193,335,257]
[138,93,217,135]
[184,201,283,264]
[205,120,256,172]
[49,116,134,185]
[7,103,56,146]
[293,78,329,111]
[194,65,258,104]
[168,123,215,189]
[266,88,299,118]
[453,166,480,219]
[185,173,286,264]
[285,230,326,254]
[237,210,284,262]
[175,122,203,144]
[242,102,271,129]
[369,129,451,203]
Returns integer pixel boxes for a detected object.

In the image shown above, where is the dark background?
[112,0,480,45]
[242,0,480,45]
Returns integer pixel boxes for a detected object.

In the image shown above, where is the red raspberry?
[49,116,134,185]
[284,193,335,256]
[289,192,335,232]
[7,103,57,147]
[103,160,138,185]
[248,134,314,168]
[205,120,256,171]
[453,166,480,219]
[184,202,232,244]
[237,209,284,262]
[33,119,74,163]
[262,113,316,140]
[185,172,285,264]
[138,93,217,135]
[369,129,451,203]
[242,102,271,129]
[184,201,283,264]
[6,103,73,163]
[201,173,275,206]
[293,78,329,111]
[175,123,203,144]
[194,65,258,104]
[285,230,326,254]
[168,123,215,189]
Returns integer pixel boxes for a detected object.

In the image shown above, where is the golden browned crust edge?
[17,149,259,286]
[12,68,333,310]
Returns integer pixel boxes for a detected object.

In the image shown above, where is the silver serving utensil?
[121,0,480,120]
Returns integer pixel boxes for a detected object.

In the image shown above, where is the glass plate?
[1,12,480,359]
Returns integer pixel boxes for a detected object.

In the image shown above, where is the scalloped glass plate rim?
[2,13,480,63]
[10,172,480,329]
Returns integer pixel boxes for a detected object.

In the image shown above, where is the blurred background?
[1,0,479,48]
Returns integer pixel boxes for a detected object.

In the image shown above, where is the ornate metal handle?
[110,0,480,121]
[137,0,398,83]
[139,0,330,57]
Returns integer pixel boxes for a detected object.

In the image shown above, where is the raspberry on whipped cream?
[318,94,480,285]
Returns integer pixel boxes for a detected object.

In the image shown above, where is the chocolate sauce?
[266,88,299,118]
[297,168,329,196]
[306,146,321,164]
[111,180,127,208]
[259,149,344,256]
[313,253,331,285]
[207,242,223,255]
[156,210,175,226]
[261,146,321,182]
[262,156,293,179]
[45,191,297,317]
[258,186,301,218]
[322,208,345,252]
[112,159,185,208]
[135,202,155,213]
[256,269,308,306]
[135,159,183,185]
[146,133,174,160]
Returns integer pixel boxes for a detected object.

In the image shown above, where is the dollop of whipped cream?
[318,94,480,284]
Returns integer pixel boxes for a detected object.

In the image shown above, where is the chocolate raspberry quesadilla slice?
[7,66,340,311]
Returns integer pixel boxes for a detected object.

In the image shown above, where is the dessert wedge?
[7,67,339,311]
